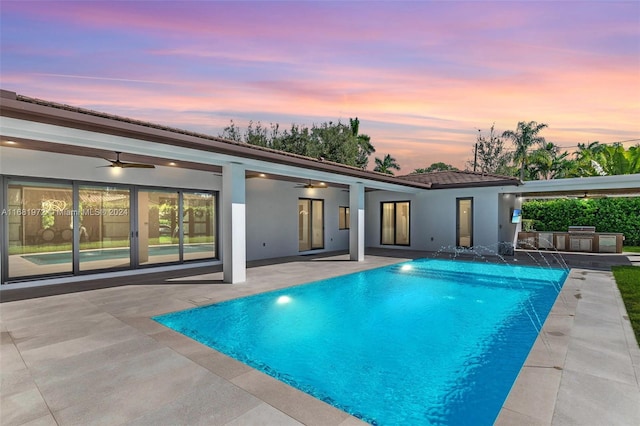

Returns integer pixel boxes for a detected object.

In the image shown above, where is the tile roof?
[2,89,432,189]
[2,89,520,190]
[398,170,521,188]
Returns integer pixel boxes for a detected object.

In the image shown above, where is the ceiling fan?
[294,180,328,189]
[98,152,155,169]
[577,191,606,199]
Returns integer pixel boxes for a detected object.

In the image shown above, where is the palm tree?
[373,154,400,175]
[502,121,548,180]
[528,142,572,180]
[350,118,375,169]
[573,141,605,176]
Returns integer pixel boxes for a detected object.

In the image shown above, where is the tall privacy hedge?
[522,197,640,246]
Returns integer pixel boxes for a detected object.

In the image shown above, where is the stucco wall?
[245,178,350,261]
[1,147,351,263]
[365,186,517,253]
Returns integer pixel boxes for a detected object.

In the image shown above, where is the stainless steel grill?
[568,226,596,233]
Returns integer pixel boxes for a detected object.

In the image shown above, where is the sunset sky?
[1,1,638,172]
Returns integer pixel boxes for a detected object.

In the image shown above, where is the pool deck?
[1,249,639,425]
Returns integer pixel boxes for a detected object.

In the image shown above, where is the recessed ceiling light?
[4,140,17,145]
[259,173,266,177]
[169,162,177,166]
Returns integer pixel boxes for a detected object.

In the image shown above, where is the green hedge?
[522,197,640,246]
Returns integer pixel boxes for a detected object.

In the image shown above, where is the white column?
[349,182,365,261]
[222,163,246,283]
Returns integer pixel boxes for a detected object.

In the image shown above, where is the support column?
[222,163,246,283]
[349,182,365,261]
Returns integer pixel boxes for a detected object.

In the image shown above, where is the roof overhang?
[0,90,431,193]
[513,174,640,199]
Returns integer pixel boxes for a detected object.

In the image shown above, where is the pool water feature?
[154,259,568,425]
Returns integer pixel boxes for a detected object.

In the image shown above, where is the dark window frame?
[380,200,411,246]
[456,197,474,248]
[298,197,325,251]
[339,206,350,230]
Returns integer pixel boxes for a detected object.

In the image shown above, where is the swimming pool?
[21,243,214,265]
[154,259,568,425]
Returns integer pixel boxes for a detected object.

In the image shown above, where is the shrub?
[522,197,640,245]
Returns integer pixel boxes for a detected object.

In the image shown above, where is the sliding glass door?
[298,198,324,251]
[2,177,217,283]
[137,190,179,265]
[6,180,74,279]
[183,192,216,261]
[79,185,131,271]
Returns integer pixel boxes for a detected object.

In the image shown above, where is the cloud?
[2,0,638,173]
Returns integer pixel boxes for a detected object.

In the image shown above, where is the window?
[299,198,324,251]
[339,206,350,230]
[456,197,473,248]
[380,201,410,245]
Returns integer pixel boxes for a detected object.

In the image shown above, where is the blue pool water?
[154,259,568,425]
[22,244,214,265]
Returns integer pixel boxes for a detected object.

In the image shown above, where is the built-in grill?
[568,226,596,251]
[568,226,596,233]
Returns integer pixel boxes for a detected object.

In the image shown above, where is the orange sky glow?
[1,1,638,172]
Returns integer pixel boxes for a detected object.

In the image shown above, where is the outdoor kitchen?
[517,226,624,253]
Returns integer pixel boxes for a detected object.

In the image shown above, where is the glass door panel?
[298,199,311,251]
[183,192,216,261]
[138,190,179,265]
[311,200,324,249]
[6,181,73,278]
[457,198,473,248]
[299,199,323,251]
[381,202,395,244]
[79,186,131,271]
[395,202,410,245]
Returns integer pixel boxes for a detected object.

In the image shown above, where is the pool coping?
[2,251,639,425]
[496,267,640,425]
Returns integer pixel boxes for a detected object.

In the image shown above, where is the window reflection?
[183,192,216,261]
[7,181,73,278]
[79,186,131,271]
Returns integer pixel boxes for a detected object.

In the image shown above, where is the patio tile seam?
[154,338,303,426]
[5,328,58,425]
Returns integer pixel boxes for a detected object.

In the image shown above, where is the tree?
[595,143,640,175]
[219,118,376,168]
[220,120,243,142]
[467,124,511,175]
[373,154,401,175]
[571,142,640,177]
[412,162,458,174]
[571,141,605,176]
[527,142,573,180]
[502,121,548,180]
[350,117,375,169]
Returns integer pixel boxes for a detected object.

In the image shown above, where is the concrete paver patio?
[1,250,639,425]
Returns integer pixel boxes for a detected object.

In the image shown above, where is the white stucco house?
[2,89,636,289]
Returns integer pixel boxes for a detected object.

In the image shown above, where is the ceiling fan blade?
[121,163,156,169]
